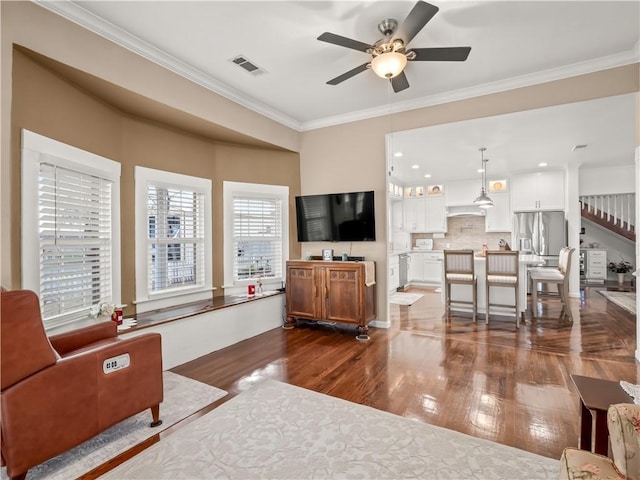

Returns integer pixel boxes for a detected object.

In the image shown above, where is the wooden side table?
[570,374,633,455]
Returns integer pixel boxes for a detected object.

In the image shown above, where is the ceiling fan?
[318,1,471,93]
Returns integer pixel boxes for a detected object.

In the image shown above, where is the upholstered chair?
[558,403,640,480]
[443,249,477,322]
[485,250,520,328]
[530,247,575,321]
[0,289,164,480]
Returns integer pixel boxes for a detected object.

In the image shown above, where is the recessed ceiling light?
[538,162,548,167]
[572,144,588,151]
[411,164,419,169]
[394,152,403,157]
[477,168,484,173]
[424,174,431,178]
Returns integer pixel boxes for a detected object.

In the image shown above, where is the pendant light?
[473,147,494,208]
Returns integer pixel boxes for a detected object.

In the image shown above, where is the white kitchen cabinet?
[388,255,400,292]
[423,252,443,284]
[391,199,404,231]
[425,196,447,233]
[485,192,511,232]
[408,252,424,282]
[445,179,478,206]
[407,251,442,285]
[511,171,565,211]
[403,197,426,232]
[584,249,607,283]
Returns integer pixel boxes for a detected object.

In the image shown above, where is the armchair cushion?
[558,448,624,479]
[608,403,640,480]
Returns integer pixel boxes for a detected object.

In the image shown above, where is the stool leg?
[472,280,477,322]
[515,285,520,329]
[532,281,539,317]
[445,281,450,319]
[485,282,490,325]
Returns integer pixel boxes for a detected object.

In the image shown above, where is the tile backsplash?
[413,217,511,252]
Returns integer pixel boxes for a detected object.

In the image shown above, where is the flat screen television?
[295,191,376,242]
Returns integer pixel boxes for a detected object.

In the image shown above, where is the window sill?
[117,290,284,334]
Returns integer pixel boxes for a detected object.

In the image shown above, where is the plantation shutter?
[146,185,205,292]
[233,195,282,281]
[38,161,113,325]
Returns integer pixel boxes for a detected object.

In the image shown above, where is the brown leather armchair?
[0,289,163,480]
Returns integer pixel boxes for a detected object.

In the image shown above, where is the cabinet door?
[323,266,361,324]
[403,197,427,232]
[391,200,404,231]
[537,171,565,210]
[485,192,511,232]
[408,252,424,281]
[511,172,565,211]
[286,263,319,319]
[510,174,539,211]
[426,196,447,233]
[389,256,400,292]
[423,254,442,284]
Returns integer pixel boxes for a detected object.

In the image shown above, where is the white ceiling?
[39,1,639,183]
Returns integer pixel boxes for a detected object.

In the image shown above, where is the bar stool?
[485,250,520,328]
[444,249,477,322]
[530,247,575,321]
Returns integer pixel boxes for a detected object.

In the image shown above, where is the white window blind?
[233,195,282,281]
[147,185,205,293]
[38,161,113,323]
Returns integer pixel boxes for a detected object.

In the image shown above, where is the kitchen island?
[441,253,545,317]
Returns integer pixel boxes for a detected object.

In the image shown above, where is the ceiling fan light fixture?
[371,51,407,79]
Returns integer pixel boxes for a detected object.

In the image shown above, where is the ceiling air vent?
[230,55,264,75]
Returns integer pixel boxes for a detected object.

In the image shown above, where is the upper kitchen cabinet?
[426,196,447,233]
[391,197,404,231]
[445,179,478,206]
[484,191,511,232]
[511,171,565,211]
[403,197,426,232]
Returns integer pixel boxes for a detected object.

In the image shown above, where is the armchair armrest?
[49,321,117,356]
[608,403,640,480]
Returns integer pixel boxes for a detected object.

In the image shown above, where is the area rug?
[598,290,636,315]
[389,292,424,306]
[1,371,227,480]
[103,379,558,479]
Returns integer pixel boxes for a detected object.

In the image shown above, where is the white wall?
[580,165,635,195]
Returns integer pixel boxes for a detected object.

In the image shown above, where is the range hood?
[446,205,487,217]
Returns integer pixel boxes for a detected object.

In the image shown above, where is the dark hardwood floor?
[83,283,638,478]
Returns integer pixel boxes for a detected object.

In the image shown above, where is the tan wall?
[8,49,301,313]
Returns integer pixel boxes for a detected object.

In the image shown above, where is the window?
[21,130,121,328]
[223,182,289,289]
[135,167,212,313]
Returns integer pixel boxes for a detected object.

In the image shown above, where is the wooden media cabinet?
[285,260,376,339]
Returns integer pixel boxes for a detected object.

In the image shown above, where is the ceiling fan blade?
[391,71,410,93]
[327,63,370,85]
[410,47,472,61]
[317,32,372,53]
[392,1,439,46]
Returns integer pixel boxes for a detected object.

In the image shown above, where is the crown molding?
[34,1,639,134]
[300,49,640,131]
[33,0,303,131]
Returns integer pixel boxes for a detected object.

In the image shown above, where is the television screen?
[295,191,375,242]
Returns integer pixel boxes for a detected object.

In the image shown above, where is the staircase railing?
[579,193,635,241]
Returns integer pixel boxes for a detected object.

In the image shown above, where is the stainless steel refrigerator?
[512,211,567,267]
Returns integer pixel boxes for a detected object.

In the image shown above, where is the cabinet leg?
[282,316,296,330]
[356,324,370,342]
